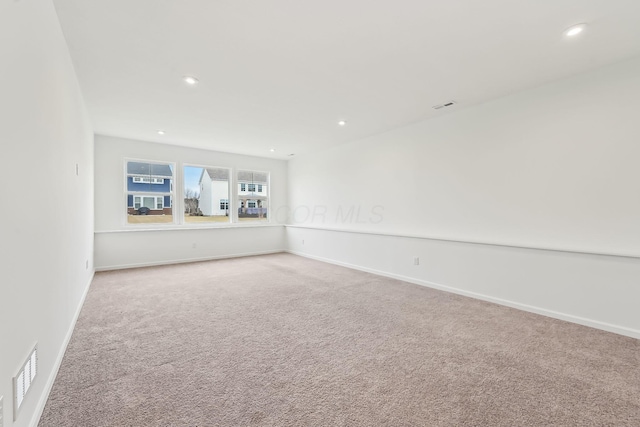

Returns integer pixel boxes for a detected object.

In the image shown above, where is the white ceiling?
[53,0,640,159]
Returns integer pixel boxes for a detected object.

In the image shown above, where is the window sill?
[95,223,283,234]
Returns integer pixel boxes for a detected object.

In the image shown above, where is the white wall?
[94,135,287,270]
[287,56,640,338]
[0,1,95,426]
[287,227,640,338]
[210,180,229,216]
[199,173,213,215]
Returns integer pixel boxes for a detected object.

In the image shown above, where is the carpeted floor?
[39,253,639,426]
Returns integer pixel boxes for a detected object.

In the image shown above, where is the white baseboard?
[30,270,95,427]
[95,249,285,271]
[287,250,640,340]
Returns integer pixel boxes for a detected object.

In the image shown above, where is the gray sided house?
[127,161,173,215]
[198,167,230,216]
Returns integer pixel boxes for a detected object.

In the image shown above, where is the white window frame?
[122,160,271,228]
[236,169,270,223]
[182,163,232,226]
[124,158,176,227]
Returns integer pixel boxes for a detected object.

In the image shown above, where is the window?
[126,160,174,224]
[133,195,164,210]
[237,170,269,222]
[132,177,164,184]
[125,161,270,227]
[184,165,230,224]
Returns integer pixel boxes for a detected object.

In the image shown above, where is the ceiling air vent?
[432,101,456,110]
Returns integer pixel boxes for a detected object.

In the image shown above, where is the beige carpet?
[39,253,639,426]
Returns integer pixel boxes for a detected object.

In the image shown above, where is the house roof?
[238,171,268,184]
[203,168,230,182]
[127,162,173,177]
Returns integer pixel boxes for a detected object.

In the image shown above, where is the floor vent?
[13,345,37,421]
[432,100,457,110]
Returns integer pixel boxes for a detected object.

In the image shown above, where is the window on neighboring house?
[184,165,230,224]
[133,195,163,210]
[126,160,174,224]
[132,177,164,184]
[237,170,269,222]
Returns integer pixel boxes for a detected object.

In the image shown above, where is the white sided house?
[198,167,230,216]
[238,170,268,218]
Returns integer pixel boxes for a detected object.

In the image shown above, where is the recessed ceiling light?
[338,120,347,126]
[564,23,587,37]
[270,148,275,152]
[157,130,165,135]
[183,75,199,85]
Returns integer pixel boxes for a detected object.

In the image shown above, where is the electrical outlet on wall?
[413,257,420,265]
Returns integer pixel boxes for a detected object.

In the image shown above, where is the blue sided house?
[126,161,173,216]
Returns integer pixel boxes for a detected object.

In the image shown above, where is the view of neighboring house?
[238,171,268,218]
[126,161,173,215]
[198,167,230,216]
